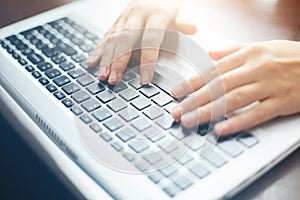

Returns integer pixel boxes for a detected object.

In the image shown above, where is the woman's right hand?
[86,0,197,85]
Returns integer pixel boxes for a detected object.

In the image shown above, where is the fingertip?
[171,105,181,121]
[171,84,184,98]
[214,122,231,136]
[180,111,199,128]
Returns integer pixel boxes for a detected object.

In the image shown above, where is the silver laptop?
[1,0,300,199]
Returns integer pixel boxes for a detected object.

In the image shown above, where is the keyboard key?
[144,126,165,142]
[37,62,53,72]
[86,83,105,95]
[85,32,98,40]
[162,185,180,198]
[68,68,85,79]
[32,71,42,79]
[152,93,173,107]
[62,98,74,108]
[104,117,124,132]
[140,85,160,98]
[71,105,83,116]
[27,53,44,64]
[156,115,176,130]
[128,78,143,89]
[176,153,193,165]
[218,139,243,157]
[72,24,88,34]
[183,135,205,151]
[42,47,60,58]
[79,43,93,52]
[188,162,211,179]
[143,152,163,165]
[111,142,123,151]
[72,90,90,103]
[89,122,102,133]
[12,51,20,59]
[71,54,86,63]
[18,58,28,66]
[45,68,61,79]
[173,175,193,190]
[131,118,151,132]
[169,126,191,140]
[107,98,127,112]
[119,88,139,101]
[122,71,137,82]
[59,62,75,71]
[143,105,164,120]
[129,139,149,153]
[62,83,80,95]
[25,65,34,72]
[135,161,150,172]
[80,114,92,124]
[92,107,112,122]
[96,90,116,103]
[51,54,66,64]
[148,172,164,184]
[160,164,177,177]
[204,150,227,168]
[77,74,94,86]
[118,108,139,122]
[81,99,101,112]
[57,42,77,56]
[53,75,71,87]
[108,81,128,93]
[46,84,57,93]
[100,132,112,142]
[158,140,179,153]
[122,152,136,161]
[86,66,99,77]
[130,96,151,111]
[53,90,66,100]
[116,127,136,142]
[38,77,50,86]
[70,37,84,46]
[237,132,259,148]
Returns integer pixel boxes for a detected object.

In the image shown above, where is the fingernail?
[141,71,151,85]
[181,111,199,127]
[109,70,117,83]
[214,122,228,135]
[171,84,183,98]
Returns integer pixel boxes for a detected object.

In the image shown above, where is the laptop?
[1,0,300,199]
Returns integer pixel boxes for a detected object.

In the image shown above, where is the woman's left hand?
[171,40,300,136]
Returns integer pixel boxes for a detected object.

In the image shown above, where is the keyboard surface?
[0,17,259,198]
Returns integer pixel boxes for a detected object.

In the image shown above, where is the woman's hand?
[86,0,197,85]
[171,40,300,136]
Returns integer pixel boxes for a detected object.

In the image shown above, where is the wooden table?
[1,0,300,199]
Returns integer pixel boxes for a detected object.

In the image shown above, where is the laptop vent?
[35,114,78,160]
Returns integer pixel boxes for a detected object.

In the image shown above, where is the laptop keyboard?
[1,17,259,198]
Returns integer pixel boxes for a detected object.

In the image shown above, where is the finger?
[108,18,144,84]
[179,82,270,128]
[140,15,170,84]
[208,44,245,61]
[172,49,247,98]
[98,36,117,80]
[175,9,197,35]
[214,98,281,136]
[172,65,257,119]
[86,16,128,67]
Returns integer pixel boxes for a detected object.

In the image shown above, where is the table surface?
[1,0,300,199]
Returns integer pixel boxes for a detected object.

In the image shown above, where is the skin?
[171,41,300,136]
[86,0,300,136]
[85,0,197,85]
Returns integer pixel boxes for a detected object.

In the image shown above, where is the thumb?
[175,10,197,35]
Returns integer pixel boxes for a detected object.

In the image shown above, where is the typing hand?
[86,0,197,85]
[171,40,300,136]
